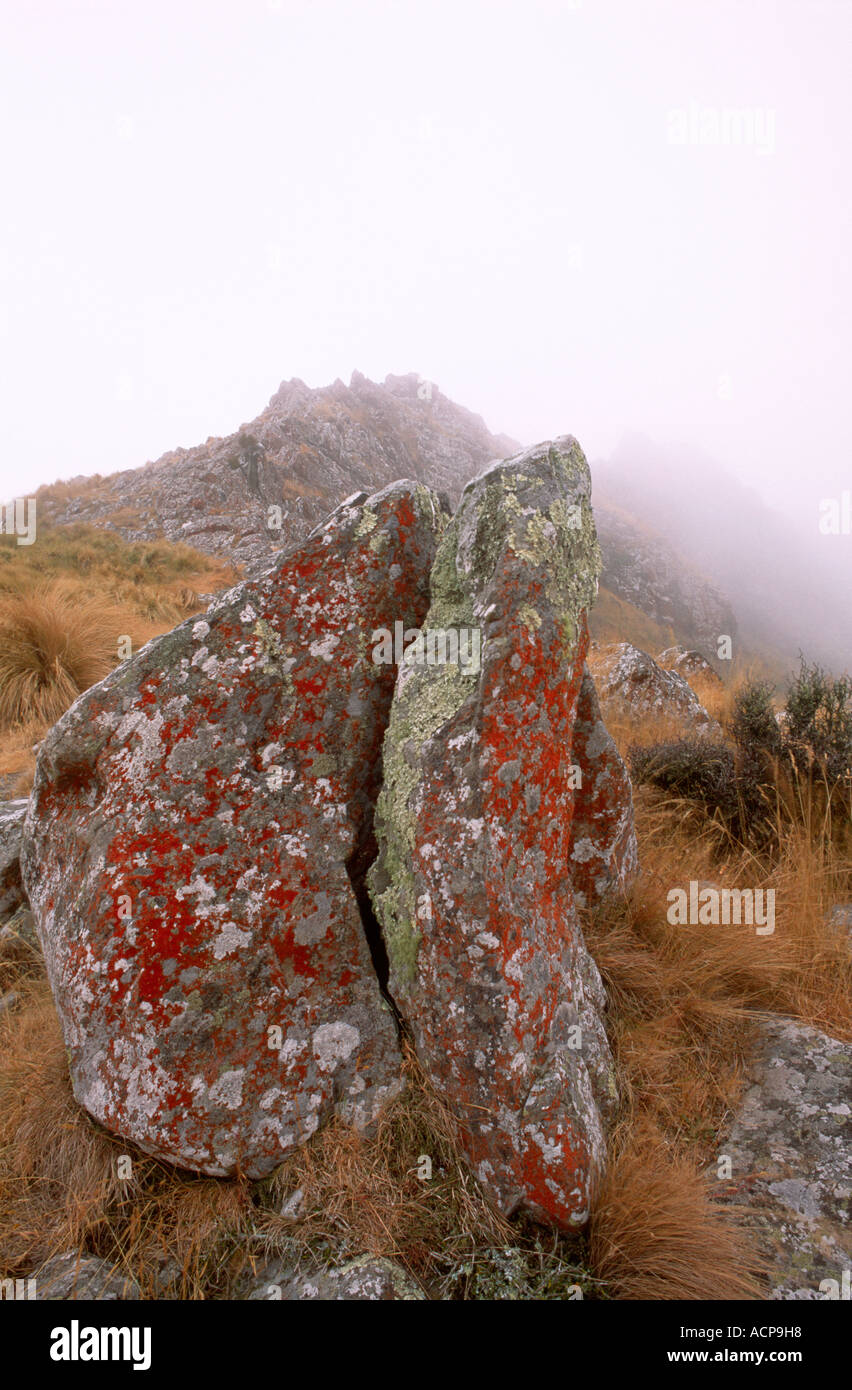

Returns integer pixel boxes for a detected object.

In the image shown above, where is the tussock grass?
[0,527,240,792]
[0,580,138,728]
[580,776,850,1299]
[589,1126,765,1300]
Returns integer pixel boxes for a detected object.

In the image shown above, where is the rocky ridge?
[39,373,738,663]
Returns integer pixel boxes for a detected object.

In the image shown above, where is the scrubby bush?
[628,740,739,824]
[784,659,852,787]
[729,679,783,765]
[630,662,852,853]
[628,737,776,847]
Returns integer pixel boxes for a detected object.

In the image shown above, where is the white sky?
[1,0,850,524]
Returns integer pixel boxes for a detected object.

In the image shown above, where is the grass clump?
[0,526,240,794]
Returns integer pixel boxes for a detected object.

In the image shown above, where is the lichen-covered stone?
[32,1252,140,1301]
[657,644,724,687]
[369,438,637,1228]
[588,641,721,738]
[0,798,28,917]
[244,1253,425,1300]
[715,1018,850,1299]
[20,482,443,1178]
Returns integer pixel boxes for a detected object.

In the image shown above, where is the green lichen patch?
[370,656,478,989]
[353,506,378,540]
[253,619,295,684]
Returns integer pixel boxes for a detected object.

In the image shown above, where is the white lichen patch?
[208,1070,245,1111]
[212,923,252,959]
[312,1022,361,1072]
[309,633,340,661]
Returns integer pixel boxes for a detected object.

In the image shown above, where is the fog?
[1,0,849,665]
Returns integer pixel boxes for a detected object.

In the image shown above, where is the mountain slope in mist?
[594,435,852,678]
[38,374,759,668]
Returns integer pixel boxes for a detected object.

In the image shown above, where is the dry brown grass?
[0,580,140,729]
[578,771,851,1300]
[0,540,240,792]
[587,586,676,654]
[35,475,106,505]
[588,1125,765,1300]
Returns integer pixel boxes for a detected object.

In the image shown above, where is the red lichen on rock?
[21,482,443,1177]
[370,440,638,1228]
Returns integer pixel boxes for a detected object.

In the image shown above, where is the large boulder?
[369,438,636,1229]
[20,481,443,1177]
[716,1018,851,1299]
[588,642,721,738]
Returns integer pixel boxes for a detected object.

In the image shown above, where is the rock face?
[717,1018,851,1299]
[0,799,29,917]
[588,642,722,738]
[39,371,519,575]
[369,439,637,1228]
[20,481,444,1177]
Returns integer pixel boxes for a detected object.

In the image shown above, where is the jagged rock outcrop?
[39,372,518,575]
[369,439,637,1229]
[20,481,444,1177]
[715,1018,851,1299]
[39,374,744,664]
[588,642,722,738]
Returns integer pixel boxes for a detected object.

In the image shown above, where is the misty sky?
[1,0,851,533]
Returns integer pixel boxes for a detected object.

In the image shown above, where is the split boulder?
[369,439,637,1228]
[21,482,443,1177]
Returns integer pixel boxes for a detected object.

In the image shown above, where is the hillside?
[36,372,519,575]
[595,435,852,677]
[35,372,739,667]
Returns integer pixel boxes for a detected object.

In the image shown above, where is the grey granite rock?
[32,1252,141,1301]
[717,1017,850,1299]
